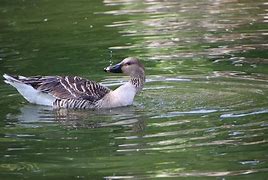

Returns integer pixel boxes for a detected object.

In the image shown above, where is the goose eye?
[125,62,131,66]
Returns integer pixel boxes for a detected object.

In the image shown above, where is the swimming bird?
[3,57,145,109]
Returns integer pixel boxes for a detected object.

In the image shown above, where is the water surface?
[0,0,268,179]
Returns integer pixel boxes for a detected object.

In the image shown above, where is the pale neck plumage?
[97,72,145,109]
[129,66,145,90]
[130,73,145,94]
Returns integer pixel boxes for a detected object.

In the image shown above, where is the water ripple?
[220,109,268,118]
[152,109,218,119]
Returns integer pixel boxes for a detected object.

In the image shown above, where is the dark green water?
[0,0,268,179]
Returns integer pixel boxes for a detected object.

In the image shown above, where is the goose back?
[11,75,110,102]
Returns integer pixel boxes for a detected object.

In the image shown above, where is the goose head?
[104,57,145,77]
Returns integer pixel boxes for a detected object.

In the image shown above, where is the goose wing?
[17,75,110,102]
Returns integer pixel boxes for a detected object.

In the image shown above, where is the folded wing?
[17,75,111,103]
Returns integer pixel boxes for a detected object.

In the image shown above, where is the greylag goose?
[3,57,145,109]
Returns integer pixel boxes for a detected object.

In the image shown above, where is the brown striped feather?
[16,76,111,103]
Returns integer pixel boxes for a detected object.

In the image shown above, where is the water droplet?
[109,50,113,65]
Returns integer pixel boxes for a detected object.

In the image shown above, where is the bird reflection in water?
[6,104,146,132]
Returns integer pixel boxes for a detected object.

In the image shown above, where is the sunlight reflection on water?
[0,0,268,179]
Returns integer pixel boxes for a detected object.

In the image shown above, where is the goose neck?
[130,74,145,93]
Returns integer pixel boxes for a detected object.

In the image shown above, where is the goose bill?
[104,63,122,73]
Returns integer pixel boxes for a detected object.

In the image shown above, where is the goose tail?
[3,74,24,84]
[3,74,55,106]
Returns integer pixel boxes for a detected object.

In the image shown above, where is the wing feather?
[18,76,110,102]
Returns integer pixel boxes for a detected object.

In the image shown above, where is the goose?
[3,57,145,109]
